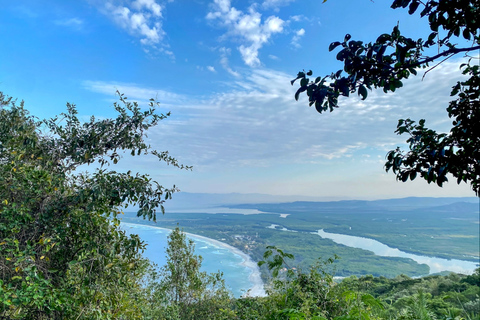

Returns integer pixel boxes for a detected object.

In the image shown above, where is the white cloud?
[262,0,296,9]
[207,0,285,67]
[84,59,468,174]
[291,28,305,48]
[290,15,303,22]
[219,47,240,77]
[82,80,185,105]
[95,0,167,50]
[207,66,216,72]
[131,0,162,17]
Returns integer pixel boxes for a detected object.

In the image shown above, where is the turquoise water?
[121,222,254,298]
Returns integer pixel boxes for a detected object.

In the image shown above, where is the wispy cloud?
[83,59,467,172]
[54,17,84,30]
[291,28,305,48]
[219,47,240,77]
[206,0,285,67]
[82,80,185,105]
[262,0,296,10]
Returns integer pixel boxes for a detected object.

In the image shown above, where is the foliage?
[385,63,479,193]
[0,91,188,319]
[259,245,296,278]
[338,269,480,320]
[239,247,478,320]
[143,227,232,320]
[291,0,480,195]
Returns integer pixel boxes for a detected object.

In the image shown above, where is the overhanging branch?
[398,45,480,70]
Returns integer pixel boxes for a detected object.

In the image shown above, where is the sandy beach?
[122,222,266,297]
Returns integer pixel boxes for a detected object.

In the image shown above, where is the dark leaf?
[409,171,417,180]
[408,0,419,14]
[295,87,307,101]
[329,41,341,51]
[358,84,368,100]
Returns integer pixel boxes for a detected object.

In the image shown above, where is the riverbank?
[121,222,266,297]
[316,229,479,275]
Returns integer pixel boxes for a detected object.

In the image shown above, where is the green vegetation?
[144,240,480,320]
[230,200,479,262]
[0,92,188,318]
[292,0,480,195]
[140,227,231,319]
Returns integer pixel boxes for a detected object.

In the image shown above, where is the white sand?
[122,222,266,297]
[184,231,267,297]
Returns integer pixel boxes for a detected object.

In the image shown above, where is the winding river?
[316,229,479,275]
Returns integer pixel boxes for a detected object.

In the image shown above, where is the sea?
[121,222,255,298]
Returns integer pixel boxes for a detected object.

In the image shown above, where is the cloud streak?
[82,80,185,105]
[54,17,84,30]
[83,59,467,172]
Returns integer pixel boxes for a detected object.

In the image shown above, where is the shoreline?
[121,222,266,297]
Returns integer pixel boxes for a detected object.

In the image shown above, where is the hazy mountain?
[162,192,342,209]
[163,193,478,215]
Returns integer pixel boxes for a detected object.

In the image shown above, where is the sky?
[0,0,476,200]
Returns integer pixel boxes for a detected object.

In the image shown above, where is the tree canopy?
[292,0,479,195]
[0,91,189,318]
[146,227,231,319]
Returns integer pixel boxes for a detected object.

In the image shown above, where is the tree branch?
[398,45,480,70]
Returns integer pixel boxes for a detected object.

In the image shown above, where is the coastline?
[121,222,266,297]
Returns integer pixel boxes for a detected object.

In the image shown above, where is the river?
[316,229,479,275]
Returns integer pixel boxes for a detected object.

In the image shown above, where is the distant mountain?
[162,192,341,209]
[163,193,478,215]
[372,197,478,210]
[228,196,479,216]
[423,201,479,213]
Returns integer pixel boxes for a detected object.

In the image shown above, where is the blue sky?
[0,0,475,200]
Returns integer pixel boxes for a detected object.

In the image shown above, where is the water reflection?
[316,229,478,275]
